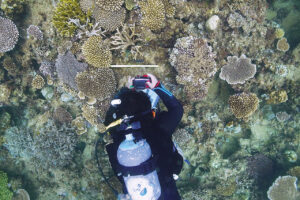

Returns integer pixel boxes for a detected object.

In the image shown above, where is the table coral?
[82,36,112,68]
[139,0,166,31]
[0,170,13,200]
[75,68,116,101]
[52,0,89,37]
[169,36,217,101]
[267,176,300,200]
[228,92,259,119]
[219,54,256,85]
[0,16,19,53]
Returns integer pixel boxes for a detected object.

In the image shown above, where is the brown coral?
[139,0,166,31]
[75,68,116,101]
[267,90,288,104]
[53,107,73,124]
[228,92,259,119]
[276,37,290,52]
[82,36,112,68]
[31,75,45,89]
[95,0,124,11]
[219,54,256,85]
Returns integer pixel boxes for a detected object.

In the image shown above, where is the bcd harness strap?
[117,155,159,177]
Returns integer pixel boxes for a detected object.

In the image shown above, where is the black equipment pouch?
[171,148,183,175]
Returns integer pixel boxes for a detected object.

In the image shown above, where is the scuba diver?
[102,74,184,200]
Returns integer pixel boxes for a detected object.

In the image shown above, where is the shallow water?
[0,0,299,199]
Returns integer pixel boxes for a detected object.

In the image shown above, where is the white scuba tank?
[117,134,161,200]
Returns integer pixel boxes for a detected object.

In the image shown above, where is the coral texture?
[227,12,245,28]
[139,0,166,31]
[219,54,256,84]
[31,75,45,89]
[39,60,55,78]
[0,16,19,53]
[0,170,13,200]
[92,6,126,32]
[53,107,73,125]
[267,90,288,104]
[82,36,112,68]
[228,92,259,119]
[0,84,11,103]
[169,36,217,101]
[4,120,77,168]
[95,0,124,11]
[267,176,299,200]
[55,51,88,90]
[27,25,43,40]
[75,68,116,101]
[3,56,18,76]
[52,0,88,37]
[276,37,290,52]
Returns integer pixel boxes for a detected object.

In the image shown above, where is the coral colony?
[0,0,299,199]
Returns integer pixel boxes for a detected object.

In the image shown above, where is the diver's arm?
[152,83,184,136]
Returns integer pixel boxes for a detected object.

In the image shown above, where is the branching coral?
[0,16,19,53]
[52,0,89,37]
[4,120,77,168]
[267,176,300,200]
[110,24,143,60]
[219,54,256,85]
[55,51,88,90]
[0,170,13,200]
[169,36,217,101]
[75,68,116,101]
[82,36,112,68]
[229,92,259,119]
[139,0,166,31]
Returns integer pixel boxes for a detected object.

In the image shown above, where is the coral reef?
[2,56,18,76]
[31,75,45,89]
[206,15,220,31]
[82,36,112,68]
[75,68,116,101]
[26,25,43,40]
[275,111,290,122]
[0,84,11,103]
[53,107,73,125]
[267,176,300,200]
[0,112,11,133]
[0,0,25,19]
[228,92,259,119]
[0,170,13,200]
[0,16,19,53]
[288,166,300,179]
[4,120,77,168]
[55,51,88,90]
[169,36,217,101]
[276,37,290,52]
[39,60,55,79]
[95,0,124,11]
[219,54,256,85]
[52,0,88,37]
[139,0,166,31]
[274,28,285,39]
[267,90,288,104]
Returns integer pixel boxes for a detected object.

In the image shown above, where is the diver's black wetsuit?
[106,83,184,200]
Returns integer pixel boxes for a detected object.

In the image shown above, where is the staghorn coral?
[219,54,256,85]
[267,90,288,104]
[169,36,217,101]
[4,120,77,168]
[0,16,19,53]
[75,68,116,101]
[228,92,259,119]
[82,36,112,68]
[31,75,45,89]
[0,170,13,200]
[267,176,300,200]
[52,0,88,37]
[26,25,43,40]
[55,51,88,90]
[139,0,166,31]
[110,24,143,60]
[92,6,126,32]
[95,0,124,11]
[276,37,290,52]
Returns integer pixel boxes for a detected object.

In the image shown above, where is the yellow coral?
[139,0,166,31]
[162,0,175,18]
[274,28,285,39]
[229,92,259,119]
[267,90,288,104]
[277,37,290,52]
[31,75,45,89]
[52,0,89,37]
[82,36,112,68]
[95,0,124,11]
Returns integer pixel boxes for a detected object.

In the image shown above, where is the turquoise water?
[0,0,300,199]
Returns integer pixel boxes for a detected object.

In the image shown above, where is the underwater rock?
[219,54,256,85]
[267,176,300,200]
[55,51,88,90]
[205,15,220,31]
[0,16,19,53]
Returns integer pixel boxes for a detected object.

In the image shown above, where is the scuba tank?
[117,133,161,200]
